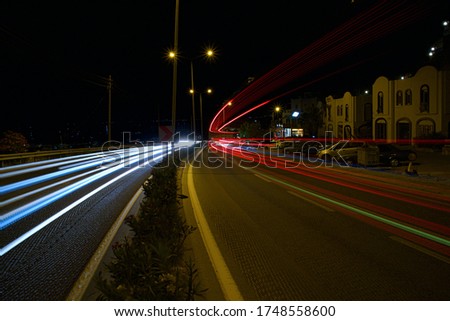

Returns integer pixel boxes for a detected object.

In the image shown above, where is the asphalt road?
[0,144,190,300]
[183,145,450,300]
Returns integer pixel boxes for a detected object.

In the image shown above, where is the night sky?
[0,1,448,144]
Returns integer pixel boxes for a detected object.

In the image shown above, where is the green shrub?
[96,153,205,300]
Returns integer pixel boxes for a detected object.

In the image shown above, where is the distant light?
[429,52,434,57]
[431,47,436,51]
[275,106,281,112]
[443,21,449,27]
[168,51,176,58]
[401,76,405,80]
[189,89,194,94]
[292,111,300,117]
[364,90,369,94]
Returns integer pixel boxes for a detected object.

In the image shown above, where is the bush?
[96,153,206,300]
[0,130,29,153]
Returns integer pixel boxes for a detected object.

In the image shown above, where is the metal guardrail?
[0,148,103,167]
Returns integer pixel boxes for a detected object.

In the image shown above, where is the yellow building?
[372,65,450,142]
[324,91,372,139]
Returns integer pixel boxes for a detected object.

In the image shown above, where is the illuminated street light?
[199,88,213,140]
[190,48,216,138]
[168,47,216,138]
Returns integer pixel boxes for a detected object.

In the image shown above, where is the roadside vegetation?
[96,152,206,300]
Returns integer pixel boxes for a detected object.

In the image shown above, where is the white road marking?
[66,187,144,300]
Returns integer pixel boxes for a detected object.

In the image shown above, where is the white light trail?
[0,142,193,256]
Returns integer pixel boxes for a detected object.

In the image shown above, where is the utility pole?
[171,0,180,135]
[199,93,203,140]
[107,74,112,142]
[190,61,196,138]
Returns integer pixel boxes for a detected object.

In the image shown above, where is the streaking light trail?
[209,1,435,134]
[0,142,194,256]
[208,142,450,256]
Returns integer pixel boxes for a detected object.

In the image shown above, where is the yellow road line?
[187,164,243,300]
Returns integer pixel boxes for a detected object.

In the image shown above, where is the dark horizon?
[1,0,448,146]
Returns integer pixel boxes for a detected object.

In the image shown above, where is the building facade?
[324,91,372,139]
[372,65,450,142]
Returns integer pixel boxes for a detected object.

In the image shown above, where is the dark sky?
[0,0,448,143]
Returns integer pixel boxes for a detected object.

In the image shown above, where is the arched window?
[337,123,343,138]
[377,91,384,113]
[344,125,352,139]
[375,118,387,139]
[396,118,412,142]
[417,119,435,138]
[405,89,412,105]
[327,105,332,121]
[420,85,429,112]
[396,90,403,106]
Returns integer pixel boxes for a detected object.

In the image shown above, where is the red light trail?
[209,0,435,134]
[208,141,450,257]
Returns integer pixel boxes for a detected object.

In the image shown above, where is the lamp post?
[190,61,196,138]
[171,0,179,135]
[190,87,212,141]
[272,105,282,138]
[188,49,215,139]
[199,88,212,140]
[169,49,215,139]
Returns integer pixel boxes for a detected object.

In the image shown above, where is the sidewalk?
[378,149,450,185]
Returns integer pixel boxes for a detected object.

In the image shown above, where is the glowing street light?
[199,88,213,140]
[168,47,216,138]
[189,48,216,138]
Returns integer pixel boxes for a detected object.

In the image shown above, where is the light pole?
[107,74,112,142]
[169,49,215,139]
[198,88,212,140]
[190,61,196,137]
[272,105,282,138]
[187,49,215,139]
[171,0,179,135]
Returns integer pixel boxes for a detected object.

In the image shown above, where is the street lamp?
[199,88,213,140]
[169,48,215,139]
[189,49,215,139]
[272,105,282,138]
[189,86,213,141]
